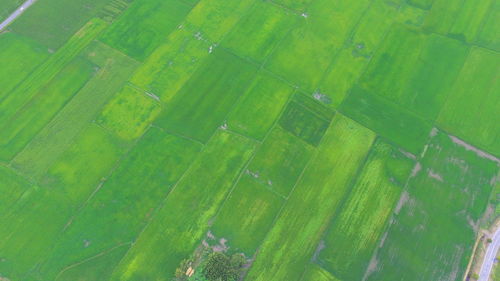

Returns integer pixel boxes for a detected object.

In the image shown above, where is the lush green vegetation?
[1,0,498,280]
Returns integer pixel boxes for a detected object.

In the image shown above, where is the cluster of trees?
[174,252,246,281]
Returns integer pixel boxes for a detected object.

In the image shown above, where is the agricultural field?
[0,0,498,281]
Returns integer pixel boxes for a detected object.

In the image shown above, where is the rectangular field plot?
[221,1,299,63]
[0,57,96,161]
[129,28,212,102]
[39,123,128,208]
[279,94,333,146]
[437,47,500,157]
[96,84,162,141]
[0,19,107,127]
[99,0,193,61]
[38,127,201,280]
[339,85,432,155]
[110,130,256,280]
[211,173,284,255]
[365,130,499,281]
[358,24,469,121]
[154,49,258,143]
[247,126,315,197]
[10,0,111,49]
[245,114,376,281]
[12,41,139,179]
[225,73,294,140]
[423,0,493,43]
[476,2,499,51]
[318,140,415,281]
[265,0,372,92]
[0,33,49,99]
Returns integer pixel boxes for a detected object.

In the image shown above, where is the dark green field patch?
[318,140,414,281]
[96,84,162,141]
[365,130,499,281]
[154,49,258,142]
[226,73,294,140]
[39,127,201,280]
[248,126,315,197]
[211,174,284,255]
[221,1,299,63]
[359,24,469,120]
[340,85,432,154]
[0,33,49,100]
[437,47,500,157]
[279,94,332,146]
[100,0,193,61]
[0,57,96,161]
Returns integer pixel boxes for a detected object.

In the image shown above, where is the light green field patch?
[0,57,96,161]
[110,130,256,281]
[301,264,340,281]
[245,114,376,281]
[226,73,294,140]
[183,0,256,42]
[40,124,128,208]
[155,49,258,142]
[129,28,212,102]
[211,173,284,255]
[97,84,161,141]
[359,25,469,120]
[39,127,201,280]
[222,1,299,63]
[54,244,130,281]
[437,47,500,157]
[0,164,32,215]
[340,85,432,155]
[270,0,313,11]
[248,126,315,197]
[366,130,499,281]
[99,0,193,61]
[11,41,139,179]
[279,94,332,146]
[0,33,49,99]
[0,19,107,127]
[423,0,493,43]
[11,0,112,49]
[265,0,372,92]
[319,140,414,281]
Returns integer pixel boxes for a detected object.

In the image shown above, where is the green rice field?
[0,0,498,280]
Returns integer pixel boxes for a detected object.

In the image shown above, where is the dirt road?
[0,0,37,32]
[479,226,500,281]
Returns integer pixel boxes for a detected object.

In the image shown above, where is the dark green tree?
[203,252,245,281]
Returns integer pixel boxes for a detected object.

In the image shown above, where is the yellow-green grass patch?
[0,32,49,100]
[39,127,202,280]
[0,57,96,161]
[437,47,500,157]
[226,73,294,140]
[154,49,258,143]
[245,114,376,281]
[110,129,256,280]
[301,264,341,281]
[318,140,414,280]
[247,126,315,197]
[0,164,32,215]
[11,41,139,179]
[96,84,162,141]
[221,1,300,63]
[99,0,193,61]
[211,173,285,255]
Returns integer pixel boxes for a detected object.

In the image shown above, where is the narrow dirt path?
[0,0,37,32]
